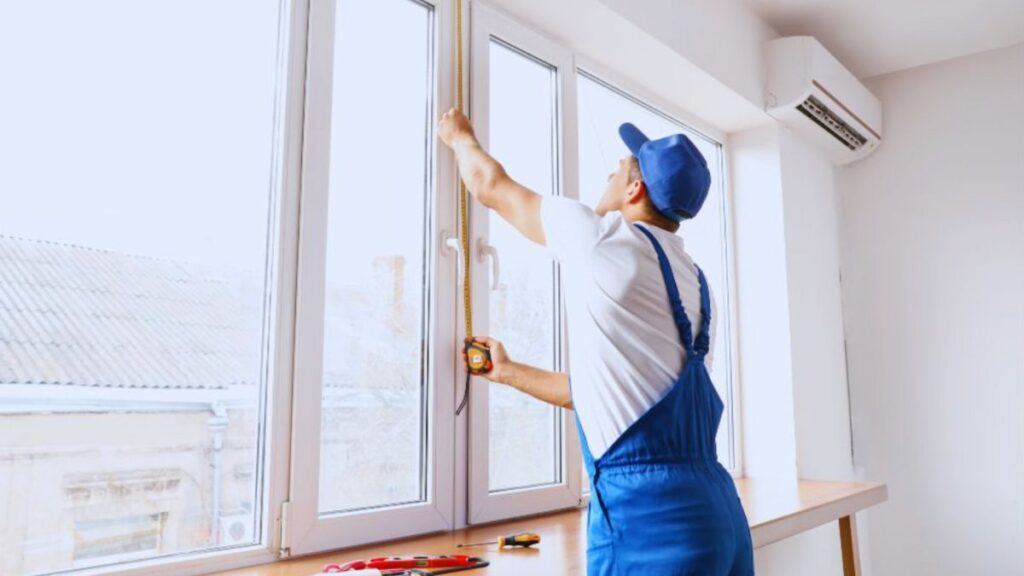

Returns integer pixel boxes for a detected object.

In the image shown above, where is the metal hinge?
[278,500,292,559]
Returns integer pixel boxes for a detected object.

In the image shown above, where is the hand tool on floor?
[322,554,489,575]
[457,531,541,549]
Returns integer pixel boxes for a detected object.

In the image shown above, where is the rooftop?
[0,236,263,391]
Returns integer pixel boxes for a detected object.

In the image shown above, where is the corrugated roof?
[0,236,263,390]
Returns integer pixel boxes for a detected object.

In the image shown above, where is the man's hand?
[461,336,573,410]
[438,107,547,246]
[438,107,476,149]
[463,336,511,385]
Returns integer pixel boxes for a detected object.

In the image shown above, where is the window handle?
[477,239,500,291]
[443,231,464,282]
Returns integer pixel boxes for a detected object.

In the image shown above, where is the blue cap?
[618,122,711,221]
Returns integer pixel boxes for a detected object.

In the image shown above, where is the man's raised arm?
[438,108,546,246]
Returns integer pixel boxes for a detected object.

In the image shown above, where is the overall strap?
[693,266,712,359]
[635,225,696,355]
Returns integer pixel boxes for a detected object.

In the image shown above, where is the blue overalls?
[574,225,754,575]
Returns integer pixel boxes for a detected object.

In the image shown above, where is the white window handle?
[443,231,464,282]
[477,238,500,291]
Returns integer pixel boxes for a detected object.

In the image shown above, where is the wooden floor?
[211,478,887,576]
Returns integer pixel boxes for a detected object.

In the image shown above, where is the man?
[439,108,754,575]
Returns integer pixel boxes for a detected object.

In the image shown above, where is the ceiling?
[744,0,1024,78]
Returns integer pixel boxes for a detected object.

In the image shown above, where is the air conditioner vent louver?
[796,95,867,151]
[765,37,882,164]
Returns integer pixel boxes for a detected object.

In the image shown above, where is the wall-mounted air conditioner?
[765,36,882,165]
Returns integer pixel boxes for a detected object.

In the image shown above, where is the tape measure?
[454,0,491,416]
[464,338,492,374]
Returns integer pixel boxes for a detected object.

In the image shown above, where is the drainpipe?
[208,402,229,545]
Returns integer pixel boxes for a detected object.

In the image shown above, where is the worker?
[438,108,754,575]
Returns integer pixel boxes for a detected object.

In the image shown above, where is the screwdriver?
[457,531,541,549]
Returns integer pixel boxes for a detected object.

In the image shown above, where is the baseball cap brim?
[618,122,650,156]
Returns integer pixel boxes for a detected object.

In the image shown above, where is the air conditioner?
[765,36,882,165]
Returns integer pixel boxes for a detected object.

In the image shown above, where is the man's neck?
[624,211,680,234]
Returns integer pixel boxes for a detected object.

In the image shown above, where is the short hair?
[628,156,642,182]
[630,156,682,229]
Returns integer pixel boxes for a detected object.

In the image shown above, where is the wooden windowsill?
[211,478,887,576]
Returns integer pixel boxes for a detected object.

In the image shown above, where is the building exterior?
[0,236,263,574]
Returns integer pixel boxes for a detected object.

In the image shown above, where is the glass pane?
[0,1,281,573]
[577,73,736,469]
[317,0,433,514]
[487,41,561,492]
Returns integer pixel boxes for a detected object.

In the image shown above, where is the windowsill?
[736,477,887,548]
[210,477,887,576]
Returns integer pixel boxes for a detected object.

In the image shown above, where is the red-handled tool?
[323,554,488,574]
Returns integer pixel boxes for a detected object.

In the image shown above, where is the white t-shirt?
[540,196,716,459]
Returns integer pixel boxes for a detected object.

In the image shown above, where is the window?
[0,0,283,573]
[576,71,738,471]
[0,2,738,573]
[286,0,454,554]
[317,0,433,516]
[465,4,581,525]
[486,40,561,493]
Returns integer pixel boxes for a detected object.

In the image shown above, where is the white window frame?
[68,0,307,574]
[573,57,744,477]
[463,2,582,525]
[284,0,457,556]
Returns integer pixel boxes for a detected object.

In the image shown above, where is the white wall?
[729,126,799,481]
[778,126,854,484]
[599,0,777,110]
[730,123,858,576]
[753,126,857,576]
[483,0,770,133]
[838,43,1024,575]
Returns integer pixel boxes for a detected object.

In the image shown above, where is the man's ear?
[626,180,647,205]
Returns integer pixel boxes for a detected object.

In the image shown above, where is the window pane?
[317,0,433,514]
[487,41,561,492]
[0,1,281,573]
[577,73,736,470]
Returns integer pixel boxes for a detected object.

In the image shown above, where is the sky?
[325,0,432,285]
[0,0,281,272]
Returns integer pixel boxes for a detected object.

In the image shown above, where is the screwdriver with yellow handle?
[457,531,541,549]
